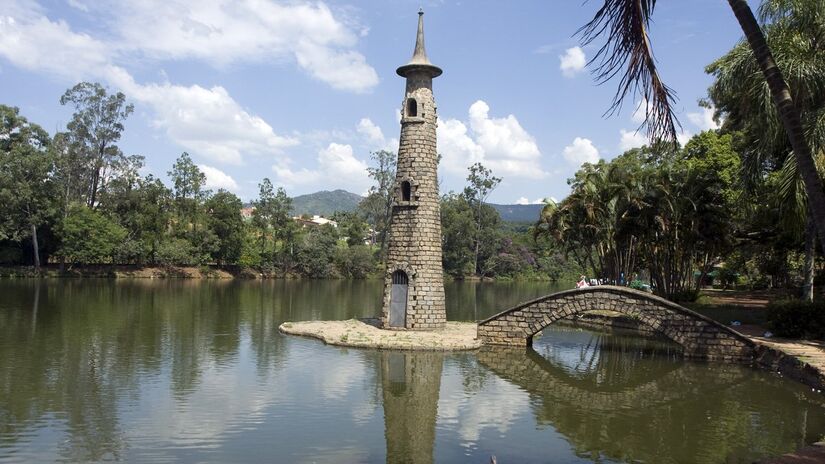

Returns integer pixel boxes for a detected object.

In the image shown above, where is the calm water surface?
[1,279,824,463]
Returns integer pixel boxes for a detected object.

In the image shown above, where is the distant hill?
[284,189,544,222]
[490,203,544,223]
[291,189,363,217]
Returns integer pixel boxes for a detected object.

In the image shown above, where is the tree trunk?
[803,210,816,301]
[30,222,40,270]
[727,0,825,255]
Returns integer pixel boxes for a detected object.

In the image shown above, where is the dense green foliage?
[766,299,825,339]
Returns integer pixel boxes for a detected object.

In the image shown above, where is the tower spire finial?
[397,10,442,78]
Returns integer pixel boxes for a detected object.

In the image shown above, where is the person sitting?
[576,275,589,288]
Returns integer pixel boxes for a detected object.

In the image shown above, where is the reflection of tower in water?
[380,351,444,464]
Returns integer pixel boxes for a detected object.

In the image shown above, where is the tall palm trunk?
[803,210,816,302]
[727,0,825,255]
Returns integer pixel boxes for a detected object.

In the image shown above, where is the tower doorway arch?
[390,270,409,327]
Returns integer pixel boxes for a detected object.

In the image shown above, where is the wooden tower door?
[390,271,408,327]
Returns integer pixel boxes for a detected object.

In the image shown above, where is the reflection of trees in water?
[445,281,566,322]
[0,280,387,461]
[477,330,825,464]
[534,326,683,391]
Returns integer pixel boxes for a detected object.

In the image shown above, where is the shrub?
[59,205,128,265]
[335,245,375,279]
[155,237,197,266]
[766,299,825,339]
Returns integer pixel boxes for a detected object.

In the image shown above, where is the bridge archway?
[477,286,755,361]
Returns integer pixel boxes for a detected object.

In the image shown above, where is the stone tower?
[381,10,446,330]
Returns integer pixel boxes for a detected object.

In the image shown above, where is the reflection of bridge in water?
[479,286,756,361]
[476,328,825,463]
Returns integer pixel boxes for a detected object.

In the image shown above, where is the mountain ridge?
[285,189,544,223]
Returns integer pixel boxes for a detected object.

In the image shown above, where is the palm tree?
[579,0,825,256]
[707,0,825,300]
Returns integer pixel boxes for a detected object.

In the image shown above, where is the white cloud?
[438,100,545,180]
[108,70,299,165]
[357,118,384,145]
[559,46,586,78]
[199,164,238,191]
[631,98,648,124]
[67,0,89,12]
[677,130,693,146]
[113,0,378,92]
[356,117,398,152]
[515,197,547,205]
[619,129,647,151]
[273,142,369,193]
[0,2,301,167]
[687,106,721,131]
[0,11,110,80]
[563,137,600,166]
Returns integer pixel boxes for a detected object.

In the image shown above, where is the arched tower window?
[406,98,418,117]
[401,181,411,201]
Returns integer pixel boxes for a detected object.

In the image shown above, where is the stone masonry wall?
[477,286,756,362]
[381,70,446,329]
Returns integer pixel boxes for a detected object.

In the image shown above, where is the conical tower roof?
[396,10,442,78]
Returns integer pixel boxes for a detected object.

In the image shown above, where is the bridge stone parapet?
[477,286,756,362]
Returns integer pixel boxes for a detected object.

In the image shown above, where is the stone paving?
[278,319,481,351]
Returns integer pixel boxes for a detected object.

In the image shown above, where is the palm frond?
[578,0,680,143]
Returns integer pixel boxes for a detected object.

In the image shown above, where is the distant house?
[293,215,338,228]
[240,207,255,220]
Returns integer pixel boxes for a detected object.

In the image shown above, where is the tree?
[251,178,293,270]
[359,150,396,256]
[440,193,476,277]
[168,152,207,236]
[297,224,338,278]
[535,138,736,299]
[60,82,134,208]
[58,205,127,265]
[463,163,501,275]
[706,0,825,300]
[205,190,244,265]
[579,0,825,261]
[0,105,55,269]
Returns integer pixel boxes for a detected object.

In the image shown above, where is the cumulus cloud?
[438,100,545,180]
[631,98,648,124]
[273,142,369,193]
[0,11,110,80]
[559,46,586,78]
[199,164,238,191]
[108,70,298,165]
[356,117,398,152]
[563,137,600,166]
[113,0,378,92]
[1,0,378,92]
[357,118,384,145]
[619,129,647,151]
[687,106,721,131]
[0,2,306,166]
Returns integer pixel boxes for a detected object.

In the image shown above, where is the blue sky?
[0,0,745,204]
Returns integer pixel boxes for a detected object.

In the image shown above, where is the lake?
[1,279,823,463]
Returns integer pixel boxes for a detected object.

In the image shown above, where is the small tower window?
[401,181,411,201]
[406,98,417,117]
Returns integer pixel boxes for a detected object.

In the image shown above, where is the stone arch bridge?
[477,286,755,361]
